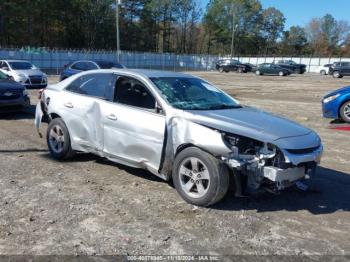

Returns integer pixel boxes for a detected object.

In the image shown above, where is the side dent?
[160,117,231,177]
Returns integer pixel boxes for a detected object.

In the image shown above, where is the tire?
[279,71,285,76]
[320,70,326,75]
[46,118,75,160]
[333,71,342,78]
[238,67,243,73]
[218,67,224,73]
[172,147,229,206]
[340,101,350,123]
[255,70,261,76]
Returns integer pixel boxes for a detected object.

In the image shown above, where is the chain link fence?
[0,47,349,74]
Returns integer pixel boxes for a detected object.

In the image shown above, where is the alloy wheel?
[343,103,350,120]
[178,157,210,199]
[49,125,65,154]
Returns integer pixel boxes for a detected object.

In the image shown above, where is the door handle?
[107,114,117,121]
[64,102,74,108]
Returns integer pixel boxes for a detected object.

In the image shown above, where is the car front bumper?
[0,96,30,111]
[322,100,339,119]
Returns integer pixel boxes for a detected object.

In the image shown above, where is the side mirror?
[155,102,164,114]
[1,66,9,71]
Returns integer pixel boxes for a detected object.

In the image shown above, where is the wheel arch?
[338,98,350,118]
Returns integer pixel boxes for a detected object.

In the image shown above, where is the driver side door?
[100,75,166,173]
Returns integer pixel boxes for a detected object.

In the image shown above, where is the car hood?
[184,106,314,145]
[0,79,24,90]
[324,85,350,97]
[14,69,45,76]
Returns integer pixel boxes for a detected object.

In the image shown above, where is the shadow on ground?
[214,166,350,215]
[40,151,350,215]
[0,105,35,120]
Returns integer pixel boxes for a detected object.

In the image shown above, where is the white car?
[35,69,323,206]
[0,60,47,88]
[317,64,332,75]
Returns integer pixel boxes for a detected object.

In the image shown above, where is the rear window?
[95,61,123,69]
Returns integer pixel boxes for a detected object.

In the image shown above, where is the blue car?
[59,60,124,81]
[322,86,350,123]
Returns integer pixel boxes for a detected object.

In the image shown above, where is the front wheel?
[255,70,261,76]
[47,118,75,160]
[218,67,224,73]
[320,70,326,75]
[340,101,350,123]
[172,147,229,206]
[279,71,285,76]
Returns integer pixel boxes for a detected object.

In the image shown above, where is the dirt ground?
[0,72,349,257]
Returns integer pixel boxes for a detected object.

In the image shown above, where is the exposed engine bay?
[221,133,320,194]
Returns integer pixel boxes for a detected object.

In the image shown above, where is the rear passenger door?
[61,73,116,152]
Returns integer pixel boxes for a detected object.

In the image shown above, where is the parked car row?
[0,58,123,112]
[216,59,306,76]
[216,59,350,78]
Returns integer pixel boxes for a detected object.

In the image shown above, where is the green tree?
[261,7,285,54]
[279,26,308,55]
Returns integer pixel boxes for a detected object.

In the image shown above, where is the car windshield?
[0,71,7,80]
[96,61,123,69]
[9,62,35,70]
[150,77,241,110]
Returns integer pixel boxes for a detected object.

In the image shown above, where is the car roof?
[2,60,31,63]
[128,69,193,78]
[66,68,193,78]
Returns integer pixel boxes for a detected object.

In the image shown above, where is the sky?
[200,0,350,29]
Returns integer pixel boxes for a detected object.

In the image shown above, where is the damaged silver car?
[35,69,323,206]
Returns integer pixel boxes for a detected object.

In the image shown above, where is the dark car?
[255,63,292,76]
[59,60,124,81]
[0,71,30,112]
[215,59,253,73]
[275,60,307,74]
[322,86,350,123]
[329,61,350,78]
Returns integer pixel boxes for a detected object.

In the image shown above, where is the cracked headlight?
[323,94,340,103]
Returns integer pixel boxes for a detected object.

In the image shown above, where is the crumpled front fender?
[160,116,231,178]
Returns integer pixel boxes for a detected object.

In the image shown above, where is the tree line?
[0,0,349,56]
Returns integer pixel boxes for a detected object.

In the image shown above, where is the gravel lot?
[0,72,349,256]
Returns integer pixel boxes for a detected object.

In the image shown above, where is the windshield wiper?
[207,104,242,110]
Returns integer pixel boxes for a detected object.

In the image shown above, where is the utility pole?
[116,0,121,63]
[230,3,238,59]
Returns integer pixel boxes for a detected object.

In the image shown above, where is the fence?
[0,48,349,74]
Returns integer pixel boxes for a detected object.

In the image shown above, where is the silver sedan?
[35,69,323,206]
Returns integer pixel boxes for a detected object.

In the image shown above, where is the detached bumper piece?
[263,166,305,190]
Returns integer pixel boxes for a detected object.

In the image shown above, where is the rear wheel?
[333,71,342,78]
[340,101,350,123]
[255,70,261,76]
[47,118,75,160]
[279,71,285,76]
[238,67,243,73]
[172,147,229,206]
[218,67,224,73]
[320,70,326,75]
